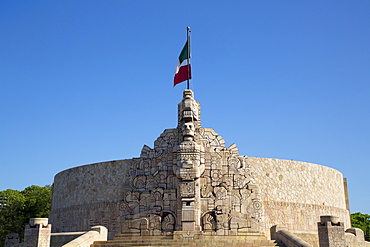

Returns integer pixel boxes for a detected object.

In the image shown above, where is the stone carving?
[200,183,214,198]
[182,122,195,138]
[116,90,263,236]
[202,213,216,232]
[13,89,247,239]
[153,129,179,151]
[177,90,200,128]
[179,181,195,197]
[161,213,175,231]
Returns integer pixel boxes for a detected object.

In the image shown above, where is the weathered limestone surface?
[249,157,350,235]
[51,160,131,208]
[49,90,350,241]
[50,160,131,238]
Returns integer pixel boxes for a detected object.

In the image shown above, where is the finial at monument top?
[183,89,194,99]
[178,89,200,128]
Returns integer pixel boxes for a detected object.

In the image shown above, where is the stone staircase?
[91,235,286,247]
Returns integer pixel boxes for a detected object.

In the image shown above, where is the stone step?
[92,232,286,247]
[92,239,284,247]
[92,244,282,247]
[113,234,268,241]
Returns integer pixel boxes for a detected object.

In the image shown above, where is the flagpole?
[187,27,191,90]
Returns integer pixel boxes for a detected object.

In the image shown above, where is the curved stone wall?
[51,159,132,209]
[249,157,350,234]
[50,156,350,238]
[50,160,133,238]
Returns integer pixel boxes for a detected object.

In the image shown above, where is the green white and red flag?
[174,40,191,87]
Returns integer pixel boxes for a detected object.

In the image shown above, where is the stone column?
[175,140,204,231]
[174,89,204,232]
[318,215,346,247]
[23,218,51,247]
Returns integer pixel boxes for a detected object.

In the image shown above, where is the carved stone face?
[182,122,195,137]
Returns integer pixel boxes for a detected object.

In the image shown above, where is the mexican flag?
[174,41,191,86]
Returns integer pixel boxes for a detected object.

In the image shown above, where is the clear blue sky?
[1,1,369,214]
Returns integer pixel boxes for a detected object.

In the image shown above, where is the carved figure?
[161,213,175,231]
[202,213,217,232]
[182,122,195,139]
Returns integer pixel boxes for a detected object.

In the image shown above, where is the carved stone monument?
[49,89,351,242]
[118,89,262,237]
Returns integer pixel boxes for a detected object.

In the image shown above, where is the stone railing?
[271,225,313,247]
[345,228,370,247]
[19,218,107,247]
[60,226,107,247]
[50,232,86,247]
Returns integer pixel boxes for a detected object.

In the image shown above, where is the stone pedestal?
[5,233,19,247]
[24,218,51,247]
[318,215,346,247]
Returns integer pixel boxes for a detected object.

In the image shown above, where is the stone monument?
[49,90,351,243]
[117,89,262,237]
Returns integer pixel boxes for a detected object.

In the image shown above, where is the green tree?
[22,185,52,220]
[0,189,26,246]
[351,212,370,241]
[0,185,52,247]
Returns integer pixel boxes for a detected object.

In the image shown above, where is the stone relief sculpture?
[118,90,263,237]
[161,213,176,231]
